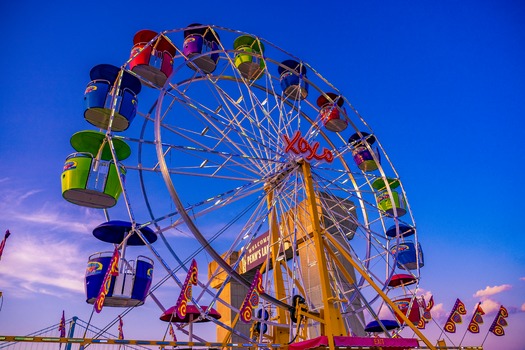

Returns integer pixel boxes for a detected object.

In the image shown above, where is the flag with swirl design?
[416,295,434,329]
[444,298,466,333]
[467,302,485,333]
[489,305,508,336]
[118,315,124,340]
[58,310,66,337]
[174,259,198,319]
[240,270,264,323]
[169,323,177,342]
[94,248,120,313]
[0,230,11,261]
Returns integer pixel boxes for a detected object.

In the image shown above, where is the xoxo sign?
[283,131,334,163]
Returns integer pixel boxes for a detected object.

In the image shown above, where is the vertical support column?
[301,161,347,349]
[266,187,291,345]
[65,316,78,350]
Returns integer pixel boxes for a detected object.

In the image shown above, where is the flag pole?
[480,328,491,347]
[458,324,469,347]
[459,302,483,348]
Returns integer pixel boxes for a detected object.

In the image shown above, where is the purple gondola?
[348,132,380,171]
[183,23,220,74]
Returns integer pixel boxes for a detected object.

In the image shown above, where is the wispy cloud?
[473,284,512,298]
[521,303,525,312]
[0,233,86,298]
[0,179,104,235]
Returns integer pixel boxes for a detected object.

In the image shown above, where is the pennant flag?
[168,323,177,342]
[416,317,426,330]
[489,305,509,336]
[94,248,120,313]
[174,259,198,319]
[0,230,11,261]
[416,295,434,329]
[467,303,485,333]
[118,315,124,340]
[424,295,434,320]
[58,310,66,337]
[499,305,509,318]
[240,270,265,323]
[444,298,467,333]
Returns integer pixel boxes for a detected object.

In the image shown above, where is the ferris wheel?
[61,24,430,349]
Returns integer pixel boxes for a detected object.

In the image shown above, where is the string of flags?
[416,296,509,339]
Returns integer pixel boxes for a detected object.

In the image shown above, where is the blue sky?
[0,1,524,349]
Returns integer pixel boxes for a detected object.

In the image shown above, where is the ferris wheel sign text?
[283,131,334,163]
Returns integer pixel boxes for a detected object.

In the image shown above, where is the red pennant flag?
[0,230,11,261]
[467,303,485,333]
[174,259,198,319]
[240,270,264,323]
[118,315,124,340]
[94,248,120,313]
[416,295,434,329]
[58,310,66,337]
[444,298,466,333]
[489,305,509,336]
[169,323,177,342]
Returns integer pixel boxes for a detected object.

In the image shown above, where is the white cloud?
[416,289,432,300]
[430,302,447,321]
[520,277,525,282]
[473,284,512,298]
[520,303,525,312]
[479,299,501,315]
